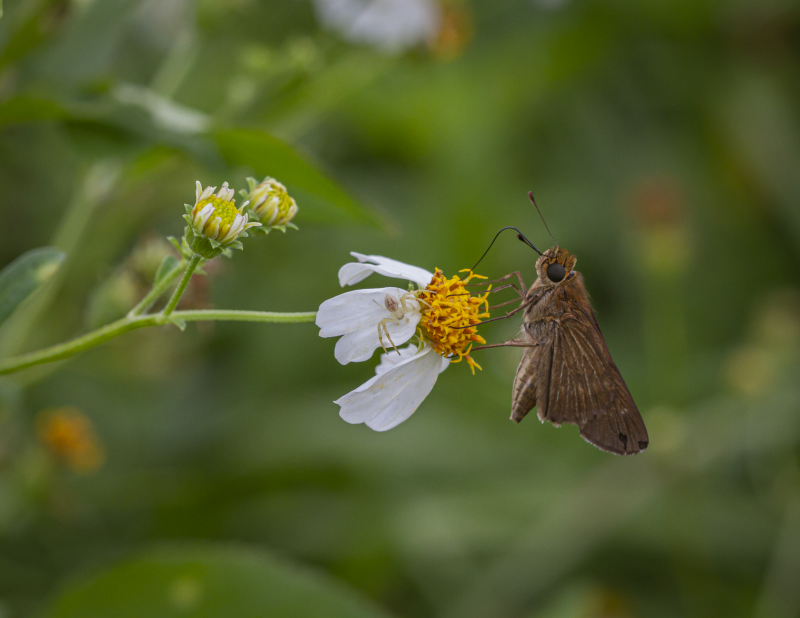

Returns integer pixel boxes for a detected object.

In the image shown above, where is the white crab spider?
[375,292,431,354]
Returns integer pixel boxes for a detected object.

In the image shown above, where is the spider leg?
[377,319,401,355]
[377,320,390,355]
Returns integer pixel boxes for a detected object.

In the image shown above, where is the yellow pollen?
[194,197,238,237]
[417,268,490,374]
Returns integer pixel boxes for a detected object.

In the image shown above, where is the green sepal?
[228,240,243,251]
[184,203,193,215]
[238,188,249,199]
[246,176,259,191]
[170,317,186,331]
[184,228,223,260]
[286,222,299,230]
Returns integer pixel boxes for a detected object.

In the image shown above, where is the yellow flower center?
[417,269,490,374]
[194,197,238,237]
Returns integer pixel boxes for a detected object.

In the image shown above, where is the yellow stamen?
[416,268,490,374]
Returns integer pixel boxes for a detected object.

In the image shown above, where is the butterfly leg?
[470,340,539,351]
[467,271,527,295]
[452,300,530,329]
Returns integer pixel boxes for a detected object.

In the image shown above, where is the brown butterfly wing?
[511,342,550,424]
[512,275,648,455]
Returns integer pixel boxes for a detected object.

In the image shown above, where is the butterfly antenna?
[528,192,559,247]
[471,226,543,272]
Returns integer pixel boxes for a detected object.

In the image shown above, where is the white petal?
[316,288,420,364]
[199,186,215,202]
[206,217,221,239]
[374,344,423,375]
[193,203,214,229]
[338,252,434,288]
[335,344,443,431]
[221,213,244,242]
[195,180,202,203]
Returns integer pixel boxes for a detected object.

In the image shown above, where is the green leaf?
[40,544,392,618]
[0,247,65,327]
[153,255,180,286]
[214,129,383,228]
[0,96,67,129]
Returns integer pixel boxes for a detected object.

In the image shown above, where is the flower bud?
[244,177,298,229]
[183,181,260,258]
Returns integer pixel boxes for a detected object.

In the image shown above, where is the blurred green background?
[1,0,800,617]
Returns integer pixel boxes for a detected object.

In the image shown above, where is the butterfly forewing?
[511,265,648,455]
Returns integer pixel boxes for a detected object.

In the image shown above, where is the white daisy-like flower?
[336,344,449,431]
[317,252,490,431]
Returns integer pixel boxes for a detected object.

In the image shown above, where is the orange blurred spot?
[36,407,105,474]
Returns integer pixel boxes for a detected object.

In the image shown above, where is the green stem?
[0,309,317,376]
[176,310,317,323]
[128,258,187,317]
[162,254,200,317]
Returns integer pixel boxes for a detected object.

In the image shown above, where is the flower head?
[243,177,298,231]
[418,268,489,373]
[317,252,490,431]
[184,181,260,258]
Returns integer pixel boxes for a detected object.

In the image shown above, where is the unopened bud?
[183,181,260,258]
[244,177,298,230]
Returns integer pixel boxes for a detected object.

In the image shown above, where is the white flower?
[317,252,433,364]
[317,253,490,431]
[336,344,449,431]
[337,252,433,288]
[311,0,441,54]
[317,288,422,363]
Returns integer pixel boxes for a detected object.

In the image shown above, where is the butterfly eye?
[546,262,566,282]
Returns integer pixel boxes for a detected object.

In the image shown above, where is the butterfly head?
[536,247,576,285]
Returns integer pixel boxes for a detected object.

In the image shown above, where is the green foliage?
[216,129,381,227]
[0,1,799,618]
[0,247,64,326]
[154,255,181,287]
[41,544,391,618]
